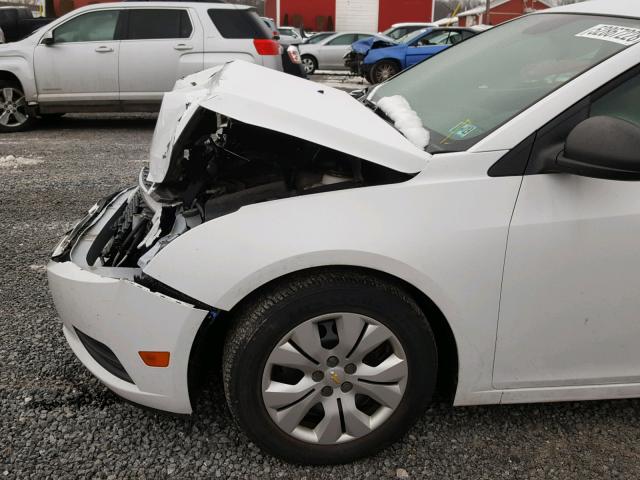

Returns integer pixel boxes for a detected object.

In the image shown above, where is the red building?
[458,0,552,27]
[264,0,435,33]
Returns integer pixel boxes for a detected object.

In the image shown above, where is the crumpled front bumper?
[47,193,210,415]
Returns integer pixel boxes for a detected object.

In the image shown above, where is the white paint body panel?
[147,61,430,183]
[48,261,208,414]
[495,174,640,388]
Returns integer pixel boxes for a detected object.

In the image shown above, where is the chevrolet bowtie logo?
[330,371,341,385]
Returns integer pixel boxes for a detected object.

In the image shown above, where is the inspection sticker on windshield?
[448,120,478,140]
[576,24,640,46]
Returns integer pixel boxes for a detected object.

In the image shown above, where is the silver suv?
[0,2,283,132]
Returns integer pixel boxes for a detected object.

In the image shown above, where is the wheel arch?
[188,264,459,404]
[0,70,23,88]
[0,64,37,100]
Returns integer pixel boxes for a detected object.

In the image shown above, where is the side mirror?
[41,31,54,46]
[556,116,640,181]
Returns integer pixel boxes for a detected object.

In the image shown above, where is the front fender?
[364,46,406,66]
[143,183,457,315]
[142,151,519,404]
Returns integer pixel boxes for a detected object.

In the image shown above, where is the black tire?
[301,55,318,75]
[371,60,400,84]
[0,80,36,133]
[222,268,438,464]
[364,70,373,84]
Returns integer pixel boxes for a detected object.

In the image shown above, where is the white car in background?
[381,22,436,40]
[0,2,282,132]
[299,31,373,73]
[48,0,640,465]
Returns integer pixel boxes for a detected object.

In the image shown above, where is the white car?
[0,2,282,132]
[299,31,373,74]
[380,22,436,40]
[48,0,640,465]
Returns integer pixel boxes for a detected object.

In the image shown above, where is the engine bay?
[91,110,413,269]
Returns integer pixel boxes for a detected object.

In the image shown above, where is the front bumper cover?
[47,192,210,415]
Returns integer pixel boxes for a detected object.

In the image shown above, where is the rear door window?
[126,9,192,40]
[209,9,270,39]
[327,34,357,46]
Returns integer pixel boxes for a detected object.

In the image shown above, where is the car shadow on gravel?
[37,113,158,131]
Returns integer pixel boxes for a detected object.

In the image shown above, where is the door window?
[414,30,451,47]
[326,34,356,46]
[126,9,192,40]
[53,10,119,43]
[591,74,640,127]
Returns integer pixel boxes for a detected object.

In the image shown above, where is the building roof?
[458,0,510,18]
[458,0,553,18]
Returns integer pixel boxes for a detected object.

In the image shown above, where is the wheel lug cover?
[321,386,333,397]
[344,363,356,374]
[312,370,324,382]
[326,356,339,367]
[340,382,353,393]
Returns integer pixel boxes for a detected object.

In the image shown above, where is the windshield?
[370,14,640,152]
[397,28,429,44]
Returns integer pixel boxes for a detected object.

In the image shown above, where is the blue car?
[346,26,486,84]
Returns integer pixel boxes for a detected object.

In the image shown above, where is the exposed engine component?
[93,111,413,269]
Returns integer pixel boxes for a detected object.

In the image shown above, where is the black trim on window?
[488,64,640,177]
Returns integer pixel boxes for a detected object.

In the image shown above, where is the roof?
[457,0,554,18]
[72,1,252,10]
[546,0,640,18]
[434,16,458,26]
[391,22,436,28]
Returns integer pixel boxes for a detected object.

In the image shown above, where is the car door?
[319,33,357,68]
[494,68,640,390]
[405,30,451,67]
[34,9,121,103]
[118,8,203,104]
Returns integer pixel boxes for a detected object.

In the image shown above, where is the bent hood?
[352,35,396,55]
[147,61,430,184]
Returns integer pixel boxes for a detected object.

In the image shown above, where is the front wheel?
[371,60,400,84]
[222,269,438,464]
[301,55,317,75]
[0,82,36,133]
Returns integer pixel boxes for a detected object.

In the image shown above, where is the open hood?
[147,61,430,184]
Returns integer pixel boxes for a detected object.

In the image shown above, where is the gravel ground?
[1,107,640,479]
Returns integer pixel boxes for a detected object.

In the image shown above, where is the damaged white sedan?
[49,0,640,464]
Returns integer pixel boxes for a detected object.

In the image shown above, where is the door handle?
[95,46,113,53]
[174,43,193,51]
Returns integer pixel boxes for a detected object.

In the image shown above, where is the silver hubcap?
[0,87,28,127]
[375,64,396,83]
[262,313,408,445]
[302,58,315,74]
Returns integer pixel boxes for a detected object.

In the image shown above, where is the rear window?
[208,9,270,39]
[126,9,192,40]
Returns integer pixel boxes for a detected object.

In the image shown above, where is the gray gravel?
[1,112,640,479]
